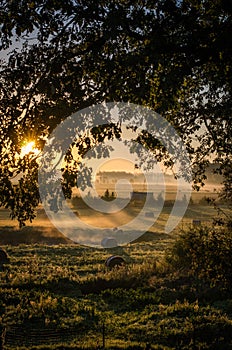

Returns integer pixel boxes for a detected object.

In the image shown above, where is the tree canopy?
[0,0,231,226]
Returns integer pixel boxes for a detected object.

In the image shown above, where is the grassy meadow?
[1,228,232,350]
[0,186,232,349]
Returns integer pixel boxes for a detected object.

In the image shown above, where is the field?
[0,188,232,349]
[1,231,232,350]
[0,184,225,245]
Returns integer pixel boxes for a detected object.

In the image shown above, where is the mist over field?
[0,167,225,246]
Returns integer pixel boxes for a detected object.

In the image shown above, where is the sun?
[20,141,40,157]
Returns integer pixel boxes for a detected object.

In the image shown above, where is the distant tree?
[182,194,187,204]
[104,189,110,200]
[156,192,164,206]
[101,189,116,201]
[0,0,231,225]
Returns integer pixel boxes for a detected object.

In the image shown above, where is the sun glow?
[20,141,40,157]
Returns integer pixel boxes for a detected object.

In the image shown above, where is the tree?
[0,0,231,225]
[103,189,110,200]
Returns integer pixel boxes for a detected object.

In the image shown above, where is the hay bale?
[105,255,125,269]
[101,237,118,248]
[0,248,9,265]
[145,212,154,218]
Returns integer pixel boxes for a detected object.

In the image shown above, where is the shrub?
[166,225,232,291]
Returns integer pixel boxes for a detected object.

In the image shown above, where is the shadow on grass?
[0,226,72,245]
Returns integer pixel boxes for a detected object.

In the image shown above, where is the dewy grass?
[0,226,232,349]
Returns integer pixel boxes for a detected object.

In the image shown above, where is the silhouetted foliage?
[0,0,231,224]
[166,225,232,291]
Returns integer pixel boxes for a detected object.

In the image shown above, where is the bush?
[166,225,232,291]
